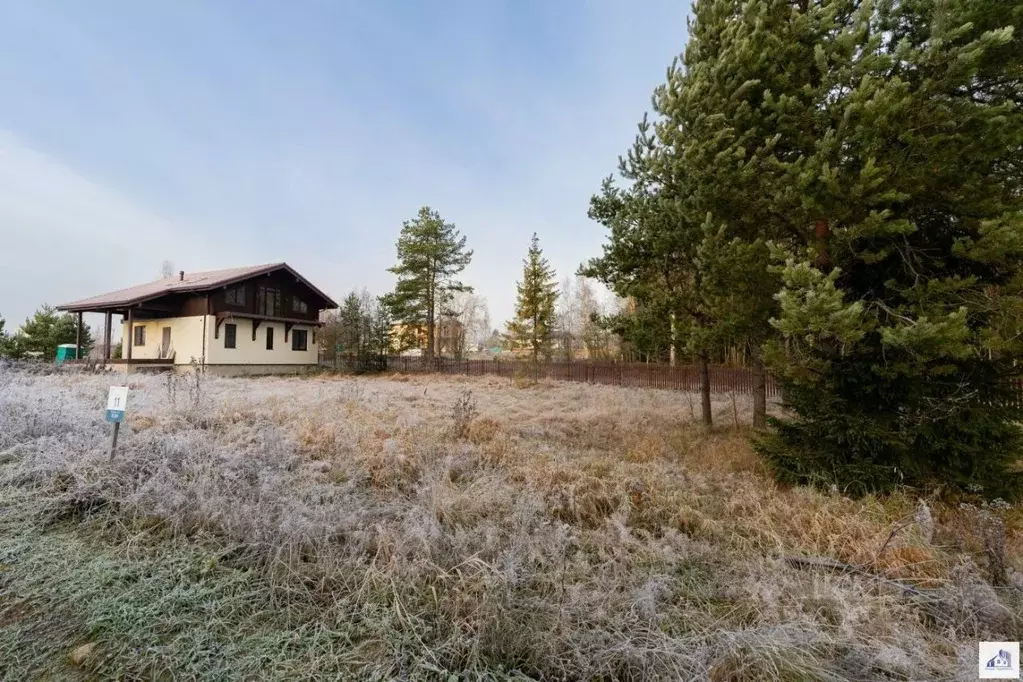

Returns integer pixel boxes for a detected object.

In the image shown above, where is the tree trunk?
[700,352,712,426]
[814,218,830,270]
[669,312,677,367]
[426,292,435,362]
[814,218,838,358]
[752,350,767,430]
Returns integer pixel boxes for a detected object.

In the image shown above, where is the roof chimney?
[179,270,185,281]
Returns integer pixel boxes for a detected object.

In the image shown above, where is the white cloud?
[0,132,239,327]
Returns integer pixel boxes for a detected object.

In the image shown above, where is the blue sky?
[0,1,688,332]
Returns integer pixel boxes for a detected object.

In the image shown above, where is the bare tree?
[443,292,490,358]
[556,276,618,361]
[160,260,176,279]
[555,277,580,361]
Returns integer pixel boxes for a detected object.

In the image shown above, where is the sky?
[0,1,689,335]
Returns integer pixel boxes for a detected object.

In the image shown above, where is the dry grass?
[0,365,1020,680]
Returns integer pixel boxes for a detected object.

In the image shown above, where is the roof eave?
[57,263,338,312]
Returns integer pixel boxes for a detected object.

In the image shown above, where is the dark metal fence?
[372,356,780,396]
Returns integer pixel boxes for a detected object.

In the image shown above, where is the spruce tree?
[383,207,473,361]
[507,233,558,362]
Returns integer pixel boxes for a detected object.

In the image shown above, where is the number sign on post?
[105,386,128,423]
[105,386,128,459]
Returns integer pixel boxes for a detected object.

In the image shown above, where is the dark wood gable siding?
[208,269,322,321]
[129,293,208,320]
[113,269,330,322]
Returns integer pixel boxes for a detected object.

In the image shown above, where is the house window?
[292,296,308,315]
[256,286,282,317]
[133,326,146,347]
[266,326,274,350]
[225,284,246,306]
[224,323,237,349]
[292,329,308,351]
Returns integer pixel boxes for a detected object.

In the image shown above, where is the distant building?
[57,263,337,375]
[389,318,465,356]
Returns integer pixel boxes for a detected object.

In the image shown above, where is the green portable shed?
[55,344,79,363]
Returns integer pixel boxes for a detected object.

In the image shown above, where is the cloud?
[0,132,238,328]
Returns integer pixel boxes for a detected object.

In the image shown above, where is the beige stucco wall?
[120,316,319,367]
[120,315,210,365]
[204,318,319,366]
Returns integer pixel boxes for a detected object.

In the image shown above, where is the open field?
[1,366,1021,680]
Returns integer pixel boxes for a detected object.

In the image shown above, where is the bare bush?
[451,388,478,439]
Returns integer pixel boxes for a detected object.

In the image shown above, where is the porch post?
[76,312,83,359]
[126,308,134,361]
[104,312,112,361]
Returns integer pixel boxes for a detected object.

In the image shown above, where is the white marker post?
[105,386,128,459]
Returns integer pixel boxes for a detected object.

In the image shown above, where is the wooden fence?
[319,354,1023,403]
[378,356,780,396]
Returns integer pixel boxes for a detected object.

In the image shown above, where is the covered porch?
[55,301,180,365]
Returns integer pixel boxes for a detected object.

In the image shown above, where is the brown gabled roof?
[57,262,338,312]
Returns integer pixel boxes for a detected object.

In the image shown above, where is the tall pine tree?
[585,98,733,425]
[507,233,558,361]
[383,207,473,361]
[752,0,1023,496]
[653,0,867,428]
[592,0,1023,494]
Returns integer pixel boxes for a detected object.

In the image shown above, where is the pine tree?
[584,118,718,424]
[654,0,868,428]
[337,292,364,362]
[590,0,1023,496]
[755,0,1023,496]
[507,233,558,361]
[599,298,673,364]
[383,206,473,361]
[15,305,94,360]
[0,315,10,357]
[322,290,392,371]
[366,295,392,360]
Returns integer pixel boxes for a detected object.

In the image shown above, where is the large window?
[291,329,308,352]
[133,326,146,347]
[266,326,274,350]
[256,286,282,317]
[224,323,237,349]
[225,284,246,306]
[291,296,308,315]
